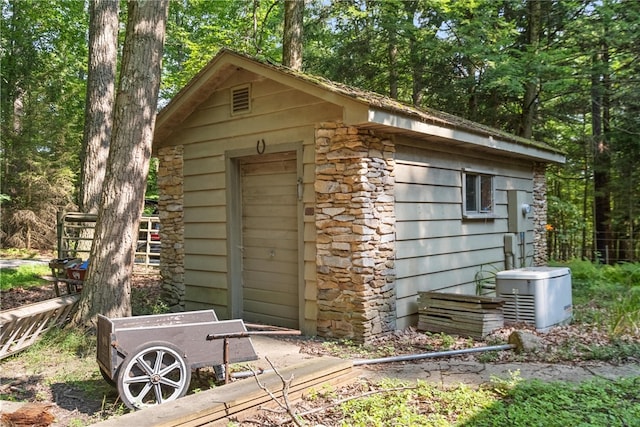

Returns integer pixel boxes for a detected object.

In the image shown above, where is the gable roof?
[154,49,565,164]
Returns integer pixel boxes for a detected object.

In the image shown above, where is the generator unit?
[496,267,572,332]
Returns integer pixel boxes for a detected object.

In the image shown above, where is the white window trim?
[462,169,497,220]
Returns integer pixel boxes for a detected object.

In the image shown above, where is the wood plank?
[395,183,461,203]
[416,291,505,339]
[419,292,504,305]
[420,308,504,321]
[396,234,505,259]
[0,295,80,359]
[396,201,461,221]
[183,206,227,223]
[91,358,354,427]
[395,163,460,186]
[184,189,226,207]
[184,254,227,272]
[174,103,342,146]
[395,247,505,277]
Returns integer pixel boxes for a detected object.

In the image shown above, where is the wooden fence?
[57,212,160,267]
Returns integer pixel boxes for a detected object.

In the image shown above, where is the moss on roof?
[223,49,562,155]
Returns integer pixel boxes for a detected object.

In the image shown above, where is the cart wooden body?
[97,310,258,409]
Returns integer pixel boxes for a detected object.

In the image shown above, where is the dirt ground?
[1,271,639,426]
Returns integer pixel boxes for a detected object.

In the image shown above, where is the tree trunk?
[283,0,303,70]
[73,0,170,328]
[79,0,119,215]
[592,50,611,264]
[518,0,541,139]
[601,40,614,263]
[388,36,398,99]
[77,0,119,254]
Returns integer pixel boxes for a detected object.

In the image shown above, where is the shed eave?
[367,109,566,164]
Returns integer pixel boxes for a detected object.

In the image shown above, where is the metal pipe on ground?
[230,343,517,378]
[353,344,516,366]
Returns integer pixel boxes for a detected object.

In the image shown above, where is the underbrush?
[566,260,640,336]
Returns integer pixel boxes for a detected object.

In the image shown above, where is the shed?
[152,49,564,342]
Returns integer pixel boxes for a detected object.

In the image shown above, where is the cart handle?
[206,329,301,341]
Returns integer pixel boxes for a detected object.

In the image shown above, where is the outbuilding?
[153,49,564,342]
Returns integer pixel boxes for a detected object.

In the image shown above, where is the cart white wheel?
[116,341,191,410]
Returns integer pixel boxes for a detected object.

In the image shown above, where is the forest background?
[1,0,639,264]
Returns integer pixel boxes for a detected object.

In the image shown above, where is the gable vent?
[231,84,251,115]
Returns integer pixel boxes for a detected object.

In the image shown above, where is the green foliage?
[162,0,284,101]
[565,260,640,337]
[1,0,85,250]
[332,376,640,426]
[0,264,50,291]
[467,377,640,426]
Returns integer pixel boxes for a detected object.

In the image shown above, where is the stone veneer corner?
[314,122,397,343]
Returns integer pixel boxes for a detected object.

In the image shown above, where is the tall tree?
[518,0,541,139]
[79,0,119,214]
[73,0,170,326]
[283,0,303,70]
[0,0,86,249]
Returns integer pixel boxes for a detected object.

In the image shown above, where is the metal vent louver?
[231,85,250,114]
[499,294,536,323]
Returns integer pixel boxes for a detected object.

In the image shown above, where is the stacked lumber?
[417,292,504,339]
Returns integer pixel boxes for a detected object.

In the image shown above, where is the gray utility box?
[496,267,572,332]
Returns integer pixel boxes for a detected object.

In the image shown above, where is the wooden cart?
[97,310,276,410]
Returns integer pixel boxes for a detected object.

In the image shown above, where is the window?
[463,171,495,218]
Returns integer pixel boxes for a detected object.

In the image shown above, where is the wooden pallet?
[417,292,504,339]
[0,295,80,360]
[91,358,355,426]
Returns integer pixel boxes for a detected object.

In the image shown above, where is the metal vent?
[498,294,536,323]
[231,85,250,114]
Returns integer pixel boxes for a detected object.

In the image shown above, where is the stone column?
[532,162,548,266]
[157,145,185,311]
[314,122,396,343]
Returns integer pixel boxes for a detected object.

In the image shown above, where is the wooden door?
[240,153,299,328]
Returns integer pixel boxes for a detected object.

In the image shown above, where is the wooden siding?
[165,71,332,334]
[395,144,534,329]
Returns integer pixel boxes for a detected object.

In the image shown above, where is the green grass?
[0,263,51,291]
[322,375,640,427]
[466,376,640,426]
[0,328,115,400]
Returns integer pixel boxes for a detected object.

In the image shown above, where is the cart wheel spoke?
[117,342,191,410]
[157,376,182,389]
[158,360,182,377]
[152,350,166,374]
[122,373,151,385]
[153,383,164,404]
[137,355,156,376]
[133,382,154,403]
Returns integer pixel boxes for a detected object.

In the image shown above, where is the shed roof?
[154,49,565,164]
